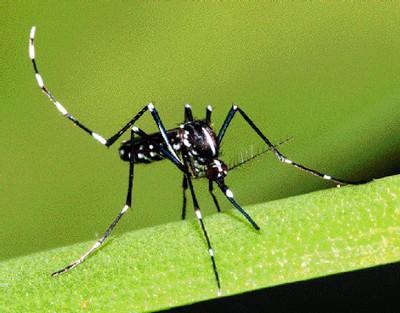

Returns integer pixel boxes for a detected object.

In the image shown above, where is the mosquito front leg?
[215,181,260,230]
[209,180,221,213]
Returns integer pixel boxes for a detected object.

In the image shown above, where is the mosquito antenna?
[228,136,294,171]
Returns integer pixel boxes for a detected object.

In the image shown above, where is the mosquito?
[29,26,368,293]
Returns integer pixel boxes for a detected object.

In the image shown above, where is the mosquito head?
[205,159,228,181]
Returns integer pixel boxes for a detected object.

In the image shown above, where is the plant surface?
[1,175,399,312]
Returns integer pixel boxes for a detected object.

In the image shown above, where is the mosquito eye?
[206,166,219,180]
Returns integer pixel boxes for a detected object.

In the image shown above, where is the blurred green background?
[1,2,399,261]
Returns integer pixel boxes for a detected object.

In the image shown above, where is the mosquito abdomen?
[119,139,165,163]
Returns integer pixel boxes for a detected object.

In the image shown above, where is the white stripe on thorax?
[202,127,216,156]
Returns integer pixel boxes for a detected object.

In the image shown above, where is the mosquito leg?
[205,105,213,125]
[215,181,260,230]
[51,127,137,276]
[29,27,182,165]
[184,104,194,122]
[217,105,369,186]
[181,176,188,220]
[29,26,110,145]
[123,128,189,221]
[184,162,221,292]
[209,180,221,213]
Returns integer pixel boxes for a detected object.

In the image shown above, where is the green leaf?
[1,175,399,312]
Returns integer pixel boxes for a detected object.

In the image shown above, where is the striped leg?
[182,173,223,220]
[29,27,181,164]
[122,126,190,220]
[29,26,109,146]
[184,162,221,292]
[52,127,137,276]
[215,181,260,230]
[217,105,369,186]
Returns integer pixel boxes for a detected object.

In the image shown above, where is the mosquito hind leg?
[215,181,260,230]
[217,105,370,186]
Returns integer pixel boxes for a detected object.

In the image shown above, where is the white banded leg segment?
[29,26,36,59]
[283,158,293,164]
[195,209,203,219]
[29,44,35,61]
[79,240,101,261]
[196,213,221,291]
[35,73,44,88]
[29,43,35,59]
[218,105,367,185]
[52,240,102,276]
[51,203,131,276]
[225,189,234,198]
[30,26,36,40]
[216,182,260,230]
[121,204,130,214]
[147,103,155,112]
[29,27,109,146]
[92,133,107,145]
[285,157,357,185]
[55,101,68,115]
[184,172,221,290]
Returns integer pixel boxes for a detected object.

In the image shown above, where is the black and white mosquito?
[29,26,368,293]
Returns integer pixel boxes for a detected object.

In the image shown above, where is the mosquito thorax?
[178,121,218,161]
[205,159,228,180]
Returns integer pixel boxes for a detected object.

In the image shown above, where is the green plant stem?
[1,175,399,312]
